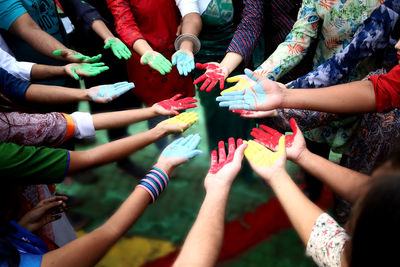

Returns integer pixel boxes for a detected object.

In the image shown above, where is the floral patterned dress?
[307,213,349,267]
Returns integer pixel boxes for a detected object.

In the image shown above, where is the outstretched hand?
[18,195,67,232]
[153,94,198,115]
[230,109,278,118]
[157,112,199,134]
[140,51,172,75]
[250,118,306,161]
[88,81,135,103]
[172,50,195,76]
[65,62,109,80]
[204,138,247,192]
[53,49,102,63]
[104,37,132,60]
[156,134,203,173]
[216,69,285,111]
[193,62,228,92]
[244,136,286,183]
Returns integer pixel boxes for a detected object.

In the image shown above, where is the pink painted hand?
[251,118,297,150]
[209,138,243,174]
[193,62,228,92]
[154,94,198,115]
[231,109,278,118]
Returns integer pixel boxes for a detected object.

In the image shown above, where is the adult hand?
[216,69,285,111]
[53,49,102,63]
[157,112,199,134]
[104,37,132,60]
[193,62,228,92]
[244,136,286,183]
[220,75,257,95]
[65,62,109,80]
[18,195,67,232]
[153,94,198,116]
[140,50,172,75]
[204,138,247,192]
[172,50,195,76]
[88,81,134,103]
[156,134,203,173]
[231,109,278,118]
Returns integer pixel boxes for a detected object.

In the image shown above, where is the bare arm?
[9,13,68,61]
[283,80,376,114]
[178,12,202,52]
[30,64,67,80]
[25,84,90,104]
[92,107,158,129]
[220,52,244,76]
[91,20,114,41]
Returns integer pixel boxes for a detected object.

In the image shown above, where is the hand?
[216,69,285,111]
[53,49,102,63]
[172,50,195,76]
[231,109,278,118]
[244,136,286,183]
[65,62,109,80]
[220,75,257,95]
[156,134,203,173]
[18,196,67,232]
[153,94,198,115]
[88,81,135,103]
[193,62,228,92]
[204,138,247,192]
[140,50,172,75]
[157,112,199,134]
[104,37,132,60]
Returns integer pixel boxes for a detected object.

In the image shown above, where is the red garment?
[369,65,400,112]
[106,0,194,106]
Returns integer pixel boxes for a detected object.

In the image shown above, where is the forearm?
[91,20,114,41]
[25,84,89,104]
[179,13,202,52]
[67,127,167,173]
[282,81,376,113]
[92,107,158,130]
[296,149,369,203]
[132,39,153,56]
[174,188,230,267]
[220,52,243,76]
[9,13,68,61]
[268,171,323,246]
[41,187,151,267]
[30,64,67,80]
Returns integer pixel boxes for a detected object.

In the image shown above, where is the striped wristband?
[137,166,169,203]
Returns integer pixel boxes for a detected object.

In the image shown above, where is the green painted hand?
[104,37,132,60]
[140,51,172,75]
[67,63,109,80]
[53,49,102,63]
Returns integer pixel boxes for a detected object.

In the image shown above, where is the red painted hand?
[251,118,297,151]
[154,94,198,115]
[193,62,228,92]
[209,137,243,174]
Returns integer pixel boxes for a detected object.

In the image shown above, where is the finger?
[193,74,207,85]
[219,89,245,96]
[233,142,247,163]
[181,134,194,146]
[226,76,241,83]
[181,103,197,109]
[244,68,261,82]
[228,103,252,110]
[195,63,208,69]
[259,124,281,135]
[71,68,79,80]
[231,109,243,114]
[200,78,212,91]
[187,134,201,150]
[185,149,203,159]
[237,138,243,147]
[171,94,182,101]
[216,95,244,102]
[289,118,298,136]
[218,141,226,163]
[226,137,236,161]
[179,97,198,104]
[210,150,218,169]
[219,77,225,90]
[276,136,286,158]
[206,79,219,92]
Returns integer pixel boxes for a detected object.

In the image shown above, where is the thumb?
[244,68,260,82]
[233,142,248,164]
[289,118,299,136]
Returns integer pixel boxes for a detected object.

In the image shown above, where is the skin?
[174,141,247,267]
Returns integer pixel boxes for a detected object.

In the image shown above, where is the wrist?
[151,124,168,138]
[179,40,194,52]
[154,162,174,176]
[266,169,289,186]
[296,148,311,165]
[137,166,170,203]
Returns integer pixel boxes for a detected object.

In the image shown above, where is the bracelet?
[136,166,169,203]
[174,33,201,54]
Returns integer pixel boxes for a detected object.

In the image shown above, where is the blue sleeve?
[59,0,106,34]
[0,67,30,101]
[19,253,42,267]
[0,0,27,30]
[287,3,398,89]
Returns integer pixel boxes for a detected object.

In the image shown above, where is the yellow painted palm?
[244,136,285,166]
[166,112,199,127]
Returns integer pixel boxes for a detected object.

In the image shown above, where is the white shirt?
[0,34,34,81]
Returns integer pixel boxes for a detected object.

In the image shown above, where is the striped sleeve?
[226,0,264,63]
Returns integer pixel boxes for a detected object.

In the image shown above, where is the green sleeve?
[0,142,69,184]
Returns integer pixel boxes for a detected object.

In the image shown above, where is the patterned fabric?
[226,0,264,63]
[288,0,399,89]
[0,112,68,147]
[306,213,349,267]
[259,0,383,81]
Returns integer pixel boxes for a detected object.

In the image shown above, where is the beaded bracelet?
[136,166,169,203]
[174,33,201,54]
